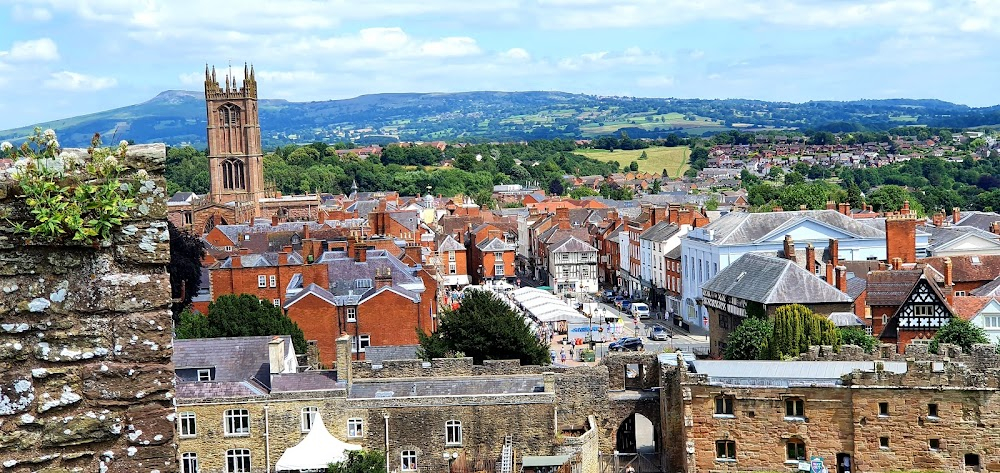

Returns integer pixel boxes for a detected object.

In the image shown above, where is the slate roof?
[701,253,851,305]
[270,371,344,392]
[639,221,681,242]
[925,225,1000,253]
[956,211,1000,232]
[320,250,424,297]
[972,275,1000,296]
[437,234,465,252]
[865,269,924,306]
[363,345,420,365]
[176,380,268,398]
[477,237,514,252]
[664,245,681,260]
[701,210,886,245]
[845,277,867,301]
[216,251,304,269]
[388,210,420,232]
[168,191,197,203]
[348,375,544,399]
[550,236,597,253]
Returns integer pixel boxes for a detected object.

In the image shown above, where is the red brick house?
[866,267,956,351]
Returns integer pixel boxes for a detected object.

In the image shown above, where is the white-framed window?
[445,420,462,445]
[180,452,199,473]
[448,251,456,261]
[401,450,417,471]
[178,412,197,438]
[272,299,280,307]
[449,262,457,274]
[225,449,251,473]
[301,407,319,432]
[269,275,277,288]
[356,279,373,289]
[346,307,357,322]
[985,315,1000,328]
[495,263,504,276]
[257,275,267,288]
[955,291,967,296]
[224,246,233,252]
[353,335,371,353]
[494,251,503,260]
[913,304,934,316]
[197,369,212,382]
[224,409,250,437]
[348,418,363,438]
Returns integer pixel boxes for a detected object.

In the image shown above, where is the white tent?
[275,413,362,471]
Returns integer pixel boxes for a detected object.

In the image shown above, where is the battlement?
[351,357,581,379]
[801,343,1000,388]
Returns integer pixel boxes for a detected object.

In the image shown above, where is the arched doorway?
[616,413,656,453]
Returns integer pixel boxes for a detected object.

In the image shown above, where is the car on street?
[631,302,650,319]
[649,326,670,341]
[609,337,644,351]
[620,300,632,311]
[602,290,615,302]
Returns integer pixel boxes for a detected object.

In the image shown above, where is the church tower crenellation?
[205,63,265,215]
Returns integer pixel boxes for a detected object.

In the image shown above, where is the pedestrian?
[560,348,566,363]
[550,350,556,363]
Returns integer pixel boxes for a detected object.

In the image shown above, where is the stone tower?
[204,63,265,215]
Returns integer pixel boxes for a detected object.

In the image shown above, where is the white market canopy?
[275,413,362,471]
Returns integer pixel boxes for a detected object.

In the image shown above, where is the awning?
[442,275,471,286]
[522,455,572,467]
[275,413,362,471]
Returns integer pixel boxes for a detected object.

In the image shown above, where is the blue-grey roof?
[701,253,851,305]
[270,371,344,392]
[437,235,465,252]
[363,345,420,365]
[957,211,1000,232]
[348,376,544,398]
[174,336,293,398]
[551,235,597,253]
[925,225,1000,253]
[639,221,681,242]
[477,237,514,252]
[699,210,886,245]
[319,250,424,297]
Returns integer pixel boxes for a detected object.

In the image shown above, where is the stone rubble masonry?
[0,145,176,473]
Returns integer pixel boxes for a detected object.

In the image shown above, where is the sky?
[1,0,999,129]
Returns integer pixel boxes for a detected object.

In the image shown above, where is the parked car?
[631,302,650,319]
[602,290,615,302]
[649,326,670,341]
[608,337,644,351]
[620,300,632,311]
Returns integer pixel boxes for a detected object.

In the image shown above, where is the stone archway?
[616,413,656,453]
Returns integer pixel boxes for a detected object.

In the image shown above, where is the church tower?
[204,64,265,214]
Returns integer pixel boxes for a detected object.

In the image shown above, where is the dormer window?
[197,369,213,382]
[356,279,373,289]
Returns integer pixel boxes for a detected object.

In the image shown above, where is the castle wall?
[0,145,175,472]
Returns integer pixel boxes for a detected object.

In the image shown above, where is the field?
[574,146,689,177]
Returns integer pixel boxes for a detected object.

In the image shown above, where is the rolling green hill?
[2,90,998,148]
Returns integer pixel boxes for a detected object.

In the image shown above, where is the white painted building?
[548,236,599,295]
[639,222,690,300]
[967,298,1000,344]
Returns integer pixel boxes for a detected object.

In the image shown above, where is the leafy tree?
[472,190,495,209]
[838,326,879,353]
[417,290,549,365]
[740,169,761,187]
[168,222,206,320]
[648,180,661,194]
[569,186,598,199]
[176,294,308,353]
[846,181,864,210]
[705,198,719,211]
[867,185,924,215]
[328,450,387,473]
[783,171,805,186]
[638,150,649,160]
[548,178,565,196]
[723,317,773,360]
[766,304,840,359]
[930,318,990,354]
[768,166,784,180]
[628,161,639,172]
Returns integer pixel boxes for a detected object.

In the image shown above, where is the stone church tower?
[204,64,265,215]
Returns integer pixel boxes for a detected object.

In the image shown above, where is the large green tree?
[176,294,308,353]
[328,450,387,473]
[417,290,549,365]
[930,318,990,354]
[723,317,773,360]
[168,222,206,320]
[766,304,840,359]
[837,327,879,353]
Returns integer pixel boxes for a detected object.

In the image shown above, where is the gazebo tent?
[275,413,362,471]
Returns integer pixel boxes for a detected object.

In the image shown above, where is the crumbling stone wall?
[0,145,176,472]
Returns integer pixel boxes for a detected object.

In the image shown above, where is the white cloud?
[500,48,531,61]
[44,71,117,91]
[0,38,59,62]
[419,37,481,57]
[12,5,52,21]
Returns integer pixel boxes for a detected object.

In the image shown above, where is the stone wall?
[0,145,176,472]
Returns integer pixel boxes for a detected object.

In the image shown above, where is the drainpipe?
[383,413,391,473]
[264,403,271,472]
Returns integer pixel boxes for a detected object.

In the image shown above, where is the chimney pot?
[836,265,848,293]
[944,257,954,287]
[953,207,961,224]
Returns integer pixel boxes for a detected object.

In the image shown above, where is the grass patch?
[574,146,689,177]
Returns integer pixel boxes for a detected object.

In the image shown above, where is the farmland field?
[574,146,689,177]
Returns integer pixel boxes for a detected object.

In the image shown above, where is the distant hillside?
[3,90,999,148]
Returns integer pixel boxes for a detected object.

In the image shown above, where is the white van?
[631,303,650,319]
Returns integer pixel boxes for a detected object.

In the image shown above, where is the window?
[986,316,1000,328]
[878,402,889,417]
[913,304,934,316]
[785,398,804,418]
[224,409,250,437]
[352,335,370,353]
[221,159,246,190]
[300,407,319,432]
[183,212,193,225]
[494,251,504,260]
[258,275,267,288]
[272,299,280,307]
[714,396,734,416]
[786,439,806,461]
[356,279,372,289]
[401,450,417,471]
[965,453,980,467]
[955,291,967,297]
[445,420,463,445]
[178,412,197,438]
[715,440,736,460]
[180,452,199,473]
[448,251,455,261]
[929,438,940,451]
[197,369,212,382]
[346,307,357,322]
[449,262,457,274]
[269,275,277,288]
[348,418,363,438]
[225,449,251,473]
[495,263,505,276]
[928,403,939,418]
[879,436,889,449]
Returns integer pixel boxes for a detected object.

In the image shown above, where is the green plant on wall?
[2,129,140,244]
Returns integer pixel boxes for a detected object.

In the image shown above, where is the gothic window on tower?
[219,103,240,126]
[222,159,246,190]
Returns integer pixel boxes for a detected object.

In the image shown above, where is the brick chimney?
[303,223,311,240]
[805,243,816,274]
[944,257,953,287]
[317,210,326,224]
[271,215,280,226]
[932,213,944,227]
[891,257,903,270]
[952,207,961,224]
[839,202,851,216]
[826,201,836,210]
[783,235,797,262]
[885,214,918,265]
[356,245,371,263]
[828,239,839,267]
[836,265,848,293]
[773,206,784,212]
[268,336,287,375]
[900,200,911,216]
[556,206,571,230]
[651,206,666,226]
[230,255,242,268]
[278,245,290,265]
[991,222,1000,235]
[375,267,393,289]
[404,244,422,266]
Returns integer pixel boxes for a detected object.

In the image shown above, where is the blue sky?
[1,0,998,129]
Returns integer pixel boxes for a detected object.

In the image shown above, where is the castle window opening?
[879,436,889,449]
[929,438,940,451]
[965,453,981,468]
[785,439,806,461]
[878,402,889,417]
[784,398,805,419]
[714,395,734,416]
[928,403,939,418]
[715,440,736,460]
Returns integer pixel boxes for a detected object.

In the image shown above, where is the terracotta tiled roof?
[922,255,1000,283]
[950,296,995,321]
